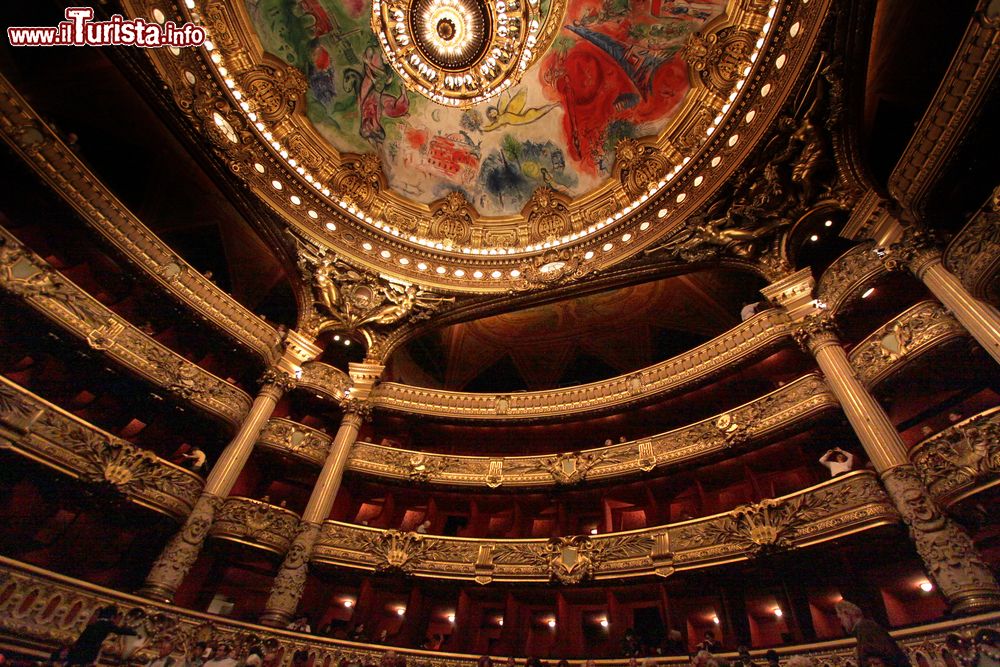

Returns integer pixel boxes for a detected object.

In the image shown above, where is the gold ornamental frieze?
[0,376,203,520]
[1,555,998,667]
[944,185,1000,302]
[0,77,283,364]
[311,471,897,582]
[371,308,795,420]
[256,418,333,468]
[0,228,253,428]
[208,497,301,555]
[116,0,830,292]
[911,407,1000,507]
[847,301,967,388]
[347,373,836,488]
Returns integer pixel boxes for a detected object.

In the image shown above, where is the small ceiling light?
[862,287,875,299]
[809,234,819,242]
[497,618,504,626]
[590,528,598,535]
[396,607,406,616]
[712,616,720,625]
[919,581,934,593]
[773,607,783,618]
[599,618,609,628]
[824,219,834,227]
[333,335,341,341]
[447,613,456,623]
[547,619,556,628]
[344,339,351,346]
[344,599,355,608]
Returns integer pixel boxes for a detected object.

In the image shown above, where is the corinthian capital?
[792,312,840,354]
[885,227,943,278]
[259,368,298,394]
[339,397,374,421]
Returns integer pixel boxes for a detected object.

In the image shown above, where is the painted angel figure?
[357,284,454,327]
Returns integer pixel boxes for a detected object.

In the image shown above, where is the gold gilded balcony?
[0,75,282,365]
[0,554,996,666]
[256,418,332,468]
[815,241,887,313]
[208,497,301,555]
[944,189,1000,301]
[0,227,253,428]
[911,407,1000,507]
[371,309,794,421]
[313,471,897,583]
[848,301,968,388]
[348,373,836,488]
[0,376,203,520]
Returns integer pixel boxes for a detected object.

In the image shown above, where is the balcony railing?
[0,376,203,520]
[313,472,897,583]
[257,418,332,468]
[208,497,301,555]
[0,74,282,365]
[910,406,1000,507]
[0,227,252,428]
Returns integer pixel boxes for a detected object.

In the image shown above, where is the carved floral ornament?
[911,407,1000,503]
[119,0,819,286]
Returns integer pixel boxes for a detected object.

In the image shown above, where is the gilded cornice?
[847,301,967,388]
[1,555,997,667]
[888,1,1000,217]
[208,497,301,556]
[911,407,1000,507]
[348,373,836,487]
[943,184,1000,302]
[0,228,253,428]
[312,471,896,582]
[0,76,283,364]
[371,308,794,420]
[296,361,353,403]
[256,418,333,468]
[0,376,203,520]
[118,0,832,293]
[815,240,887,313]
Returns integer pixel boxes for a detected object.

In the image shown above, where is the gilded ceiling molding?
[1,555,997,667]
[943,184,1000,302]
[0,77,283,365]
[256,418,333,468]
[0,228,252,428]
[312,471,896,582]
[371,308,795,420]
[911,407,1000,508]
[814,240,887,313]
[0,376,203,521]
[208,497,301,555]
[118,0,832,292]
[349,373,836,487]
[847,301,968,388]
[888,1,1000,218]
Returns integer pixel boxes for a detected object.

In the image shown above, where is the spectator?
[663,629,686,656]
[819,448,855,477]
[66,605,137,666]
[245,648,264,667]
[622,629,640,657]
[147,640,177,667]
[291,651,311,667]
[698,631,723,653]
[764,650,780,667]
[415,520,432,535]
[733,647,756,667]
[204,644,239,667]
[477,656,494,667]
[288,615,312,633]
[348,624,368,641]
[835,600,911,667]
[741,302,761,321]
[180,446,207,474]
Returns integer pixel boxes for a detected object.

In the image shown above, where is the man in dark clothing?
[836,600,911,667]
[66,605,137,666]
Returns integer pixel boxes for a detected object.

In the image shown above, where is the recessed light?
[862,287,875,299]
[774,607,783,618]
[919,581,934,593]
[809,234,819,242]
[824,219,834,227]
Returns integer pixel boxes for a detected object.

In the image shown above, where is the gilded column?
[794,315,1000,614]
[888,228,1000,364]
[138,331,319,603]
[259,361,383,626]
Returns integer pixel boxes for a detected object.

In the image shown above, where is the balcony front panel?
[347,373,836,487]
[208,497,301,555]
[256,418,332,468]
[0,228,252,427]
[0,376,203,520]
[370,309,793,421]
[911,407,1000,507]
[313,471,897,582]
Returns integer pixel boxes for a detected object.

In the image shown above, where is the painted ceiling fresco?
[247,0,725,216]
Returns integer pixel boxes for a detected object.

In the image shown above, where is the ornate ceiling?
[124,0,831,297]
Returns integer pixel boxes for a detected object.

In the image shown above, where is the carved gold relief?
[911,407,1000,506]
[209,497,301,555]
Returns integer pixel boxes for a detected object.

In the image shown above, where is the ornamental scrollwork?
[682,27,756,96]
[257,419,331,466]
[429,191,475,247]
[365,530,432,574]
[613,137,671,199]
[332,153,386,209]
[944,184,1000,298]
[911,409,1000,503]
[512,249,591,291]
[210,498,300,555]
[237,60,308,124]
[525,187,572,244]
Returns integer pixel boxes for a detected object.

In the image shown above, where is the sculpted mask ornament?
[545,536,597,584]
[614,137,670,198]
[367,530,430,573]
[525,187,571,244]
[430,191,475,245]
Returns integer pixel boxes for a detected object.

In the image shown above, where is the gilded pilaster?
[260,363,381,626]
[887,228,1000,364]
[794,314,1000,614]
[138,342,313,603]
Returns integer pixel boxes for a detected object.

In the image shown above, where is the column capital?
[259,367,298,396]
[339,397,374,421]
[885,227,943,278]
[759,268,817,319]
[792,312,840,354]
